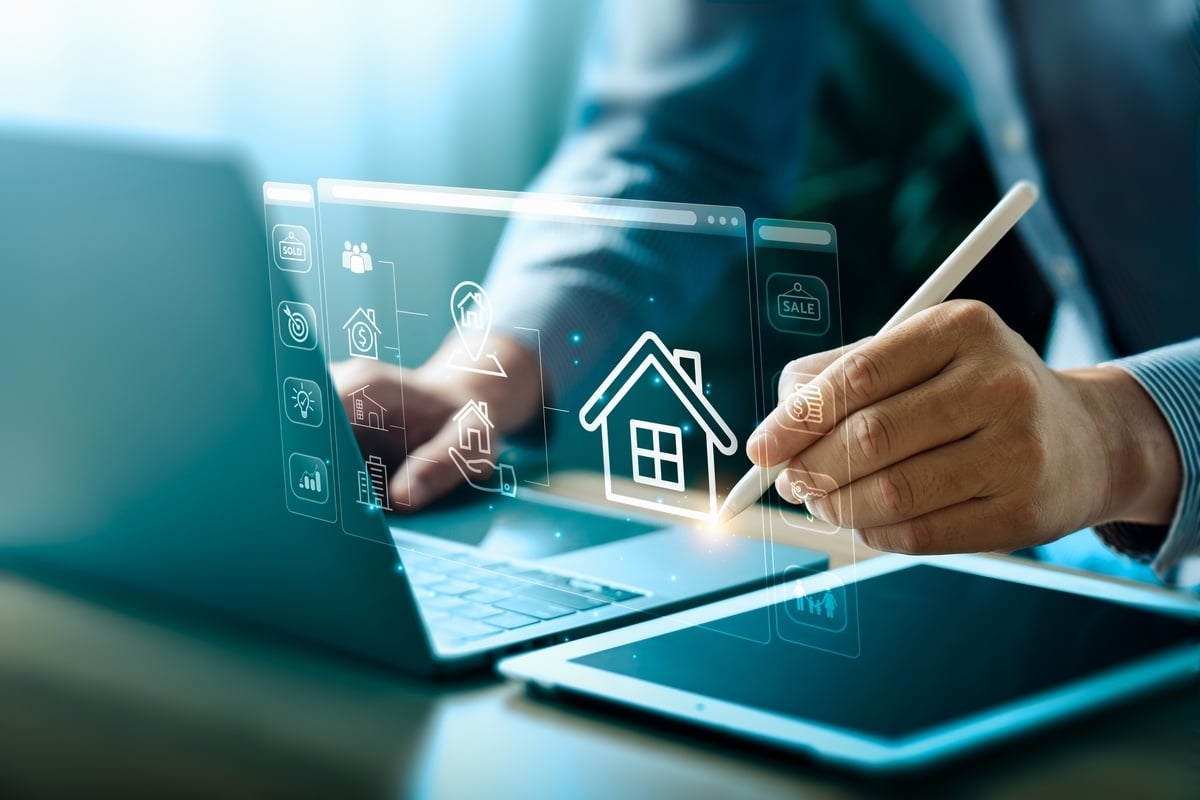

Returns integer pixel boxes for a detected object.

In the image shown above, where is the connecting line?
[381,259,415,505]
[514,325,552,487]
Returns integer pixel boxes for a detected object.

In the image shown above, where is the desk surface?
[2,473,1198,799]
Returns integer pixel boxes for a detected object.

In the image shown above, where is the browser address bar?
[328,183,698,227]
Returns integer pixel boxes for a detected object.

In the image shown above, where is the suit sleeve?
[485,0,826,409]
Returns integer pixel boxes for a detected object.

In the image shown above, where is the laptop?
[0,131,825,676]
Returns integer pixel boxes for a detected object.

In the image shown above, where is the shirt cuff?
[1098,338,1200,585]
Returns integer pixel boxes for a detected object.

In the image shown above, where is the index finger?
[749,305,964,467]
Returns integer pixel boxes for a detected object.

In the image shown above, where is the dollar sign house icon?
[343,307,381,360]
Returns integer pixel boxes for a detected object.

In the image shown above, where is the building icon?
[453,399,493,454]
[357,455,392,510]
[348,385,386,431]
[342,307,382,360]
[579,331,737,522]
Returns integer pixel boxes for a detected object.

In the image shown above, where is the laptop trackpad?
[542,528,812,600]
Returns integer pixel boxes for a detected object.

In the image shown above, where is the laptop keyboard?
[399,549,645,647]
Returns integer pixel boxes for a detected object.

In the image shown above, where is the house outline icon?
[453,399,494,455]
[456,290,485,330]
[579,331,737,522]
[342,307,382,360]
[348,385,386,431]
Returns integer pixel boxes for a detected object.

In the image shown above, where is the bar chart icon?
[288,453,329,504]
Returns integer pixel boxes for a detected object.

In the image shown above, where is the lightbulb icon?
[292,386,313,419]
[283,377,324,427]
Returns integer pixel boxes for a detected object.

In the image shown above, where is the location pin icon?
[451,281,491,362]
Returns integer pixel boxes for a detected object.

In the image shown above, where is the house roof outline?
[456,291,483,310]
[342,307,382,333]
[579,331,737,455]
[348,385,385,408]
[452,399,494,429]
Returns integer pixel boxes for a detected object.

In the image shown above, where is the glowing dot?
[649,296,655,303]
[554,531,562,539]
[570,332,583,344]
[671,575,677,582]
[719,216,727,225]
[573,359,579,365]
[731,218,739,226]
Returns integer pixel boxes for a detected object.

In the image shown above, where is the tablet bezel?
[498,554,1200,773]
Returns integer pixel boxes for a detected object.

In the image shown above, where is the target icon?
[278,301,317,350]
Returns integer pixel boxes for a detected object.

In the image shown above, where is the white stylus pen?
[716,180,1039,525]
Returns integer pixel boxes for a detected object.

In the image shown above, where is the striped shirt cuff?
[1100,338,1200,585]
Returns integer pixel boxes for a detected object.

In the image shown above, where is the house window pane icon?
[580,331,738,522]
[630,421,685,492]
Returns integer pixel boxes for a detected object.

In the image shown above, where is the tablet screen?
[571,564,1198,739]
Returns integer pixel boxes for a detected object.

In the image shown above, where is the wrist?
[1064,366,1182,527]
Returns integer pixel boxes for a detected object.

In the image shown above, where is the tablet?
[499,555,1200,773]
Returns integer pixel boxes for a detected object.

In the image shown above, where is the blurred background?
[0,0,591,190]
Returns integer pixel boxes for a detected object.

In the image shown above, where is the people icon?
[822,589,837,620]
[342,241,373,274]
[793,583,840,624]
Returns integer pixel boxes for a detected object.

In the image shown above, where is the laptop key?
[463,588,513,605]
[486,610,541,629]
[422,594,469,611]
[408,571,448,587]
[594,586,643,603]
[494,596,575,621]
[435,616,501,640]
[473,575,525,592]
[452,603,504,620]
[425,579,482,596]
[518,584,608,610]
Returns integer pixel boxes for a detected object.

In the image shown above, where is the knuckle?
[1009,499,1041,532]
[851,408,894,464]
[842,350,885,402]
[818,493,844,528]
[897,520,934,553]
[944,299,1000,334]
[1009,429,1048,478]
[876,467,916,519]
[881,519,932,554]
[992,362,1038,398]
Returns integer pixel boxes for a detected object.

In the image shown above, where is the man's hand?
[748,300,1182,554]
[331,335,541,511]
